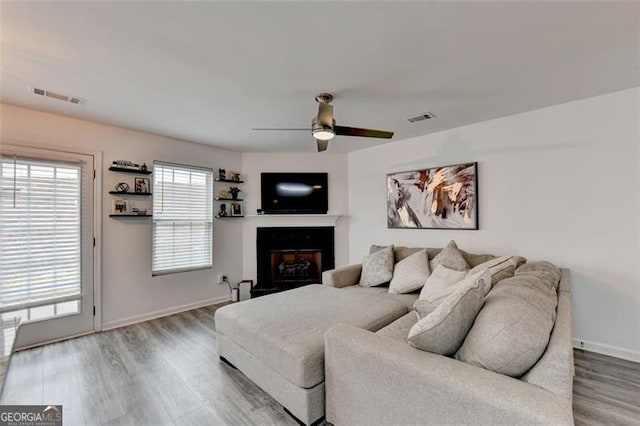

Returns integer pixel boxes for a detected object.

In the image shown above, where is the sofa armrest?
[322,264,362,288]
[324,324,573,426]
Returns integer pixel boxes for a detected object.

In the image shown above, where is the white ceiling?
[1,2,639,153]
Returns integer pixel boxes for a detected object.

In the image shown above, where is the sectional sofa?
[215,243,574,425]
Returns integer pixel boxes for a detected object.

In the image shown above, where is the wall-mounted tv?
[261,172,328,214]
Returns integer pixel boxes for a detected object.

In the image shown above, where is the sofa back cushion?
[456,262,561,377]
[407,269,491,355]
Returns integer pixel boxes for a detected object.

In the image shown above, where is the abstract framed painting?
[387,162,478,230]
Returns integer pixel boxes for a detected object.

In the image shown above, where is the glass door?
[0,145,95,348]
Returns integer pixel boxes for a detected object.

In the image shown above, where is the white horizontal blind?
[152,162,213,275]
[0,156,82,314]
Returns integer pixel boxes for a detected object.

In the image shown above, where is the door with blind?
[0,145,94,348]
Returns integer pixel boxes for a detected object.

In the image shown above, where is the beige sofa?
[216,245,574,425]
[322,247,574,425]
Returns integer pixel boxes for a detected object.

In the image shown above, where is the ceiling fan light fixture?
[312,129,335,140]
[311,117,335,140]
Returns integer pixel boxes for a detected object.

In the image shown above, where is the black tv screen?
[261,172,328,214]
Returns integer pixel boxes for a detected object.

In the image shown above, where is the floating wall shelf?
[108,166,152,175]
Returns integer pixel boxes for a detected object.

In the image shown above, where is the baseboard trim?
[573,338,640,363]
[101,296,231,331]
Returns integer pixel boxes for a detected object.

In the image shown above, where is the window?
[0,156,82,318]
[152,162,213,275]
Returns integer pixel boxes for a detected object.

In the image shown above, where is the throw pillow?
[467,255,526,288]
[429,240,469,272]
[388,249,430,294]
[456,265,561,377]
[407,269,491,355]
[360,245,394,287]
[414,265,467,318]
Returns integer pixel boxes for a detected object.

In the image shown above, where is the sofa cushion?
[389,249,430,294]
[215,284,408,389]
[467,255,526,288]
[414,265,467,318]
[376,312,418,342]
[429,240,469,272]
[516,261,562,288]
[407,269,491,355]
[343,284,418,310]
[456,262,561,377]
[342,285,388,297]
[360,245,394,286]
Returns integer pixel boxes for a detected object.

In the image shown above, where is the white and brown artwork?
[387,162,478,230]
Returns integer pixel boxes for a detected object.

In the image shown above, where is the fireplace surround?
[253,227,335,297]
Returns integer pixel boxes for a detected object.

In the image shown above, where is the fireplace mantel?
[245,214,342,227]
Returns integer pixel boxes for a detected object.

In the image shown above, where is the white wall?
[240,152,349,287]
[348,88,640,359]
[0,103,242,328]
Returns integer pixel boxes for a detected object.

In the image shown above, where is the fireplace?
[254,227,335,297]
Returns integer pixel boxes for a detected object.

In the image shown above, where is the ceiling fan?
[252,93,394,152]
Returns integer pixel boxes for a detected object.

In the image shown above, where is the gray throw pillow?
[456,264,561,377]
[360,245,394,287]
[467,255,526,288]
[388,249,430,295]
[407,269,491,355]
[429,240,469,272]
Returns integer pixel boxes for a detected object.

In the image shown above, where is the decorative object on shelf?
[112,198,129,215]
[387,162,478,230]
[218,203,228,217]
[230,171,241,182]
[231,202,243,217]
[217,189,229,199]
[135,177,150,194]
[112,159,142,170]
[115,182,130,193]
[229,186,242,200]
[141,163,148,172]
[131,207,149,216]
[218,168,226,180]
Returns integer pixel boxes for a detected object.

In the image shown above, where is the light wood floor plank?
[1,304,638,426]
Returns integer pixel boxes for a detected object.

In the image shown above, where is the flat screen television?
[261,172,328,214]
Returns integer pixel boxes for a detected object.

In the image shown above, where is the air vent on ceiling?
[30,86,85,105]
[406,112,435,123]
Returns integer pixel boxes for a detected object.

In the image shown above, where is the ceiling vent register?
[30,86,84,105]
[406,112,435,123]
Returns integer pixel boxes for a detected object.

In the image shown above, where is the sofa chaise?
[215,244,573,425]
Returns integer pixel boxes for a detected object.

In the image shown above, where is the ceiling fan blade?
[251,128,311,131]
[317,102,334,126]
[316,139,329,152]
[334,125,394,139]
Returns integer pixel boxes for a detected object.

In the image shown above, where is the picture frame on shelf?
[218,203,228,217]
[112,198,129,215]
[230,202,243,217]
[135,177,150,194]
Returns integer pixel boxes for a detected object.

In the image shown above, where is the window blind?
[152,162,213,275]
[0,156,82,314]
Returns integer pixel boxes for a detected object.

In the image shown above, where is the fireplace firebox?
[253,227,334,297]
